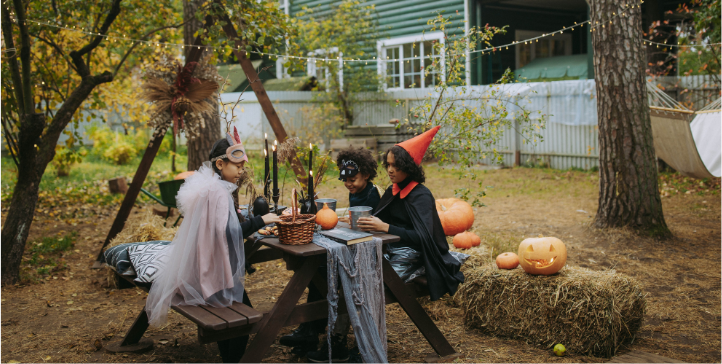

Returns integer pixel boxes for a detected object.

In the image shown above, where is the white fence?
[221,80,602,169]
[37,76,716,171]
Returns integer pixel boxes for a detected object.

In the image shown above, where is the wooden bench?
[329,137,378,160]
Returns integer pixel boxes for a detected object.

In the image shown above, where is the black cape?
[374,183,464,301]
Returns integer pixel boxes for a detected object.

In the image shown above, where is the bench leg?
[121,307,150,346]
[382,258,457,358]
[240,255,322,363]
[105,307,154,353]
[217,290,252,362]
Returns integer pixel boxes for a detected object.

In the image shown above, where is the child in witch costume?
[144,127,280,362]
[279,146,382,362]
[357,126,465,299]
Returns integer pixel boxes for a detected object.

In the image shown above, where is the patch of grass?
[22,231,77,281]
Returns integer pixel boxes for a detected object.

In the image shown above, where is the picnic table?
[110,224,461,362]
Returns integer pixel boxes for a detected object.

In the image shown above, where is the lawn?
[0,157,720,363]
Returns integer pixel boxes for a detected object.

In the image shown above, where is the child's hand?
[356,216,389,233]
[261,213,282,225]
[339,216,350,224]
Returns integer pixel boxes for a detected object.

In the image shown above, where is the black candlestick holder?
[272,188,280,215]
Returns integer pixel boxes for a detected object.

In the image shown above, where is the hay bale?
[108,208,178,248]
[456,264,645,358]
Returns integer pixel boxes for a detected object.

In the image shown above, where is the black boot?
[306,334,349,363]
[279,322,320,348]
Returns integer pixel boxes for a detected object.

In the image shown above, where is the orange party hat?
[396,126,440,165]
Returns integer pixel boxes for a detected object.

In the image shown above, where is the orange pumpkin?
[469,232,481,247]
[316,203,338,230]
[452,231,475,249]
[496,252,519,269]
[435,198,474,236]
[517,237,567,275]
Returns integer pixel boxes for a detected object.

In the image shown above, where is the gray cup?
[349,206,373,231]
[315,198,337,211]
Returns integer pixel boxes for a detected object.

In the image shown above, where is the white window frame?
[377,32,445,91]
[515,30,572,69]
[278,0,289,15]
[306,47,343,89]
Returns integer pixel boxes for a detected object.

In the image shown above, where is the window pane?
[535,40,550,58]
[423,41,434,57]
[404,74,420,88]
[552,40,566,56]
[518,43,532,68]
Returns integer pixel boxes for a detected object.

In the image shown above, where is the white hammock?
[647,82,721,179]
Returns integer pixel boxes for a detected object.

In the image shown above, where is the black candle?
[264,133,269,198]
[272,141,278,193]
[308,143,314,213]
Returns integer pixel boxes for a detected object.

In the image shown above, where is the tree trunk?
[184,0,221,171]
[2,73,115,285]
[589,0,670,236]
[1,113,44,285]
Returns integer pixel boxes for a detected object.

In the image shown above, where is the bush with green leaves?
[87,125,149,165]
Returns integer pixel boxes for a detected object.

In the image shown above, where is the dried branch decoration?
[140,54,222,141]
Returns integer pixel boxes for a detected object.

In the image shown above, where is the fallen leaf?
[66,301,74,305]
[93,339,103,350]
[158,339,169,345]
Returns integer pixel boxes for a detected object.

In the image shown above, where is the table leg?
[382,258,456,357]
[240,255,322,363]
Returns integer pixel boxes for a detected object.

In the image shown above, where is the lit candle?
[263,148,269,198]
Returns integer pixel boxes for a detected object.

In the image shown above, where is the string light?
[20,3,721,66]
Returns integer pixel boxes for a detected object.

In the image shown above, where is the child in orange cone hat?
[357,125,467,298]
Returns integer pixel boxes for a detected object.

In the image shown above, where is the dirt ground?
[1,167,720,363]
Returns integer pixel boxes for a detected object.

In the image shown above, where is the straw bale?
[108,208,178,248]
[456,264,645,358]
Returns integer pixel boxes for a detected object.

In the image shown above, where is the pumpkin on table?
[452,231,478,249]
[316,203,338,230]
[435,198,474,236]
[517,237,567,275]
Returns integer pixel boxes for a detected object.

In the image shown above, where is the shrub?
[88,125,148,165]
[103,141,138,165]
[51,146,86,177]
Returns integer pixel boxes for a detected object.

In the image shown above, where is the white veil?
[145,162,246,327]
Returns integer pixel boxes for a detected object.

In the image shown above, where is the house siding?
[290,0,467,75]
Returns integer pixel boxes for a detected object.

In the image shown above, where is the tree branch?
[113,21,185,77]
[11,0,34,115]
[1,3,25,117]
[69,0,122,77]
[29,31,77,73]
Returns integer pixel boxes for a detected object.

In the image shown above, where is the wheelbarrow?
[139,179,185,227]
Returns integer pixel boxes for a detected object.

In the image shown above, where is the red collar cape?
[392,181,419,199]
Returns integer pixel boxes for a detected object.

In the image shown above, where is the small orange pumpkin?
[316,203,338,230]
[435,198,474,236]
[517,237,567,275]
[496,252,519,269]
[469,232,481,247]
[452,231,475,249]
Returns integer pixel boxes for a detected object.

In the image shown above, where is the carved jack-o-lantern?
[517,237,567,275]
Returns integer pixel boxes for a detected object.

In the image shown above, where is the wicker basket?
[277,214,316,245]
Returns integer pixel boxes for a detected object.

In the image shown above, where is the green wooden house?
[221,0,685,90]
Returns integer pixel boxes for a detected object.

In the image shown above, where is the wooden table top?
[261,223,400,257]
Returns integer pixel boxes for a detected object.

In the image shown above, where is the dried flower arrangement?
[139,54,223,144]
